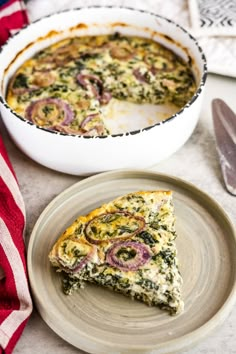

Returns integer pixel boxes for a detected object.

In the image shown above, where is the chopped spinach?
[79,52,101,61]
[13,73,28,88]
[118,225,134,234]
[116,247,137,261]
[136,231,156,246]
[159,249,176,266]
[136,278,159,291]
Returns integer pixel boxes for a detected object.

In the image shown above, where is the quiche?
[49,190,184,315]
[7,33,196,136]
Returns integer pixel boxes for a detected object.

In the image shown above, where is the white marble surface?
[0,73,236,353]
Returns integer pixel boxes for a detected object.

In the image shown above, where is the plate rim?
[27,169,236,353]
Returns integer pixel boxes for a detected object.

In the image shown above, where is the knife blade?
[212,98,236,196]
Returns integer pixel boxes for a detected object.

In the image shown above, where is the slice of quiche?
[49,190,184,315]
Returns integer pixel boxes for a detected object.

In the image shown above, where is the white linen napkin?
[188,0,236,78]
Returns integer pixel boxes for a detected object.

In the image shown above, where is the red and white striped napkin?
[0,0,28,46]
[0,135,33,354]
[0,2,32,353]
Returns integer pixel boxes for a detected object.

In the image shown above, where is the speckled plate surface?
[27,170,236,354]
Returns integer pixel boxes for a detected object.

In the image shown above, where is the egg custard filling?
[7,33,196,136]
[49,190,184,315]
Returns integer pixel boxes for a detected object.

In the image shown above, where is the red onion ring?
[37,44,78,68]
[54,43,79,64]
[85,211,146,244]
[32,71,55,87]
[25,98,74,126]
[106,241,151,271]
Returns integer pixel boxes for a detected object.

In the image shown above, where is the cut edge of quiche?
[49,190,184,315]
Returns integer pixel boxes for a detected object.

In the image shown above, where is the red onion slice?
[25,98,74,127]
[32,71,55,87]
[76,74,112,105]
[133,68,149,83]
[109,46,133,60]
[99,91,112,105]
[106,241,151,271]
[12,86,39,95]
[85,211,146,244]
[53,43,79,65]
[77,74,103,98]
[82,124,108,137]
[80,113,99,129]
[56,238,96,274]
[37,43,78,68]
[79,113,106,136]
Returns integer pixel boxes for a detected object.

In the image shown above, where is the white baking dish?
[0,6,207,175]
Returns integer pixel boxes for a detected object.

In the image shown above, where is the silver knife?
[212,98,236,196]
